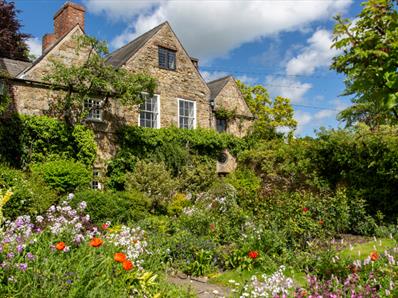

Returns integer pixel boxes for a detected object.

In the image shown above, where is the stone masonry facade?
[1,2,253,166]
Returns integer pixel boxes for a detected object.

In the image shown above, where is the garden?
[0,114,397,297]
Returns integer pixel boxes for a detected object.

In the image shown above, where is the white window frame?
[92,169,102,190]
[138,94,160,128]
[177,98,197,129]
[84,99,103,121]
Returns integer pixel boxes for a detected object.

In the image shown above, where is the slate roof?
[207,75,232,101]
[106,22,167,68]
[0,58,32,77]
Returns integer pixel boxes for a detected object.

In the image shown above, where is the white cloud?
[294,110,313,133]
[285,29,340,76]
[201,71,229,82]
[26,37,42,58]
[314,109,336,120]
[265,75,312,103]
[84,0,352,60]
[236,75,257,85]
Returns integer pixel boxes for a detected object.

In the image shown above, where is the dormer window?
[84,99,103,121]
[158,47,176,70]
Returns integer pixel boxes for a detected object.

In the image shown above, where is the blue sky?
[15,0,364,136]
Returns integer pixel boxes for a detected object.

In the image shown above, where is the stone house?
[0,2,253,167]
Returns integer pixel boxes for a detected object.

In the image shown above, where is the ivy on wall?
[0,114,96,168]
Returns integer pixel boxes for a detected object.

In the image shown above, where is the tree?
[331,0,398,128]
[0,0,31,61]
[44,36,156,126]
[237,81,297,139]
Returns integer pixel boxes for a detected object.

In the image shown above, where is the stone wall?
[24,27,89,82]
[213,78,253,137]
[122,23,212,129]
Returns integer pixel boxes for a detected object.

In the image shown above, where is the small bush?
[126,160,177,213]
[72,190,151,224]
[225,168,261,209]
[31,160,92,194]
[0,164,57,219]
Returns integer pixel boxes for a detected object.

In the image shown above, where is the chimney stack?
[42,2,85,53]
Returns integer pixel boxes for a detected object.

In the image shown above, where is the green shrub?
[72,190,151,224]
[225,168,261,209]
[0,164,57,219]
[167,193,191,216]
[178,156,217,193]
[126,160,177,213]
[31,160,92,194]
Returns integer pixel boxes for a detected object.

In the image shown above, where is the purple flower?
[78,201,87,210]
[26,252,35,261]
[7,252,14,259]
[18,263,28,271]
[17,244,24,253]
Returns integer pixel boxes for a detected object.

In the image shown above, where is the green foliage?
[72,190,151,224]
[167,193,191,217]
[0,114,96,168]
[44,35,156,126]
[31,160,92,194]
[331,0,398,127]
[0,164,57,219]
[237,81,297,139]
[0,78,11,115]
[225,168,261,209]
[126,160,177,213]
[313,124,398,219]
[214,107,238,120]
[107,126,243,190]
[178,156,218,193]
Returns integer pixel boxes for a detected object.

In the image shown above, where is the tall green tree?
[331,0,398,127]
[237,81,297,139]
[0,0,30,61]
[45,36,156,126]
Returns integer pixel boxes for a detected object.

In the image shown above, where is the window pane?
[159,47,167,68]
[140,96,158,128]
[179,100,195,129]
[216,118,227,132]
[168,51,176,70]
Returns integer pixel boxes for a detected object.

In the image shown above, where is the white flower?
[67,193,75,200]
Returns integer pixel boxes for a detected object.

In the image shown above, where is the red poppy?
[114,252,127,263]
[248,250,259,259]
[89,237,103,247]
[101,223,109,230]
[56,242,66,251]
[370,251,379,261]
[122,260,133,271]
[209,223,216,232]
[319,220,324,225]
[303,207,309,213]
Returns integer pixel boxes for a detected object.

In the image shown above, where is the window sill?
[86,119,106,124]
[158,66,176,71]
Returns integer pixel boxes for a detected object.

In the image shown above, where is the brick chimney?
[42,2,85,53]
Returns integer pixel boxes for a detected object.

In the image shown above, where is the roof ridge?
[207,75,233,84]
[106,21,167,66]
